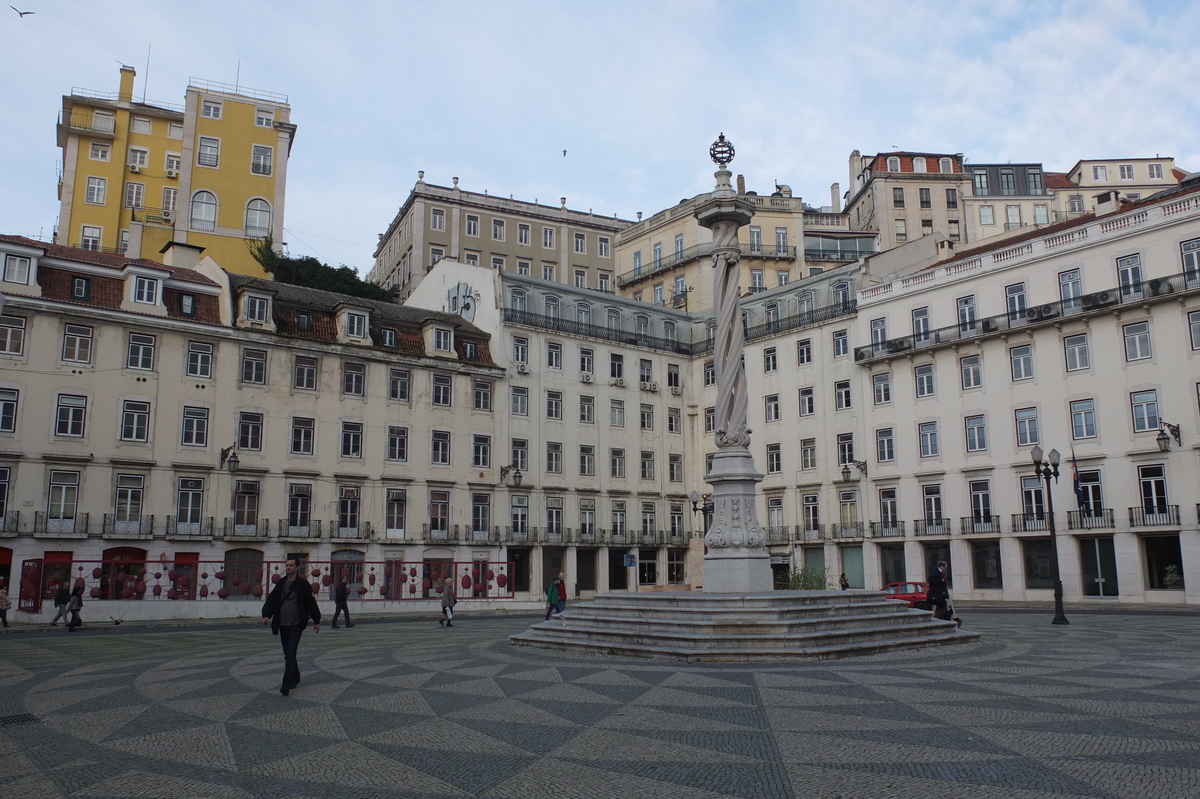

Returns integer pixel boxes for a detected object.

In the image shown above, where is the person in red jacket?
[556,571,567,615]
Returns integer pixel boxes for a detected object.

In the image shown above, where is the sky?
[2,0,1198,274]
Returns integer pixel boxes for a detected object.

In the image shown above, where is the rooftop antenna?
[142,42,151,103]
[235,58,240,93]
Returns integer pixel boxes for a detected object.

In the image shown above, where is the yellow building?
[56,66,296,275]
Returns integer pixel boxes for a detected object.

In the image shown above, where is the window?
[85,176,106,205]
[465,215,479,237]
[980,205,994,225]
[797,339,812,365]
[640,403,654,430]
[834,380,852,410]
[610,352,624,378]
[919,422,939,457]
[543,227,555,249]
[546,391,563,420]
[0,315,24,355]
[965,415,987,452]
[124,182,145,209]
[1144,162,1164,181]
[573,232,586,254]
[342,362,366,397]
[186,342,212,378]
[256,107,274,127]
[511,387,529,416]
[515,222,531,245]
[886,156,900,171]
[246,294,272,324]
[1191,310,1200,351]
[610,448,625,478]
[704,362,716,386]
[291,417,315,455]
[430,248,444,266]
[241,349,266,384]
[472,435,491,468]
[957,296,977,332]
[492,218,505,241]
[1006,283,1027,318]
[832,330,848,357]
[126,333,155,370]
[120,400,150,442]
[431,431,451,465]
[1123,322,1152,361]
[1,255,30,286]
[1130,390,1159,433]
[919,187,931,208]
[894,219,907,241]
[765,394,780,422]
[761,345,779,373]
[597,236,611,257]
[609,399,625,428]
[341,422,363,458]
[78,225,101,251]
[1118,164,1134,181]
[915,363,935,397]
[640,451,654,480]
[960,355,982,389]
[238,412,263,450]
[547,342,562,369]
[1117,254,1143,296]
[1034,205,1049,225]
[704,407,716,432]
[1015,407,1039,446]
[873,373,891,405]
[430,208,445,231]
[179,294,195,316]
[970,481,992,524]
[579,347,594,375]
[389,368,410,401]
[876,428,894,462]
[1010,345,1034,381]
[197,137,220,167]
[921,219,934,236]
[1000,170,1016,196]
[1070,399,1097,439]
[293,356,317,390]
[90,142,110,161]
[912,307,931,343]
[201,98,222,119]
[798,387,814,416]
[181,406,209,446]
[165,152,182,172]
[132,276,158,305]
[1064,334,1090,372]
[245,144,272,176]
[1139,465,1169,516]
[546,442,562,473]
[577,444,595,476]
[836,433,855,465]
[946,187,958,208]
[1068,194,1085,214]
[801,439,817,470]
[474,381,493,412]
[47,470,81,524]
[387,426,408,461]
[245,199,271,237]
[62,324,93,364]
[667,408,681,434]
[638,357,652,383]
[764,443,782,474]
[432,374,453,407]
[973,170,989,194]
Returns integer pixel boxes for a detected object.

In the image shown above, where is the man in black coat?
[927,560,950,620]
[331,575,354,628]
[262,558,321,696]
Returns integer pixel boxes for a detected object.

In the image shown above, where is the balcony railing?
[0,510,18,536]
[664,528,688,547]
[960,516,1001,535]
[34,512,89,536]
[504,308,694,356]
[1011,513,1049,533]
[223,518,270,539]
[831,522,865,540]
[745,301,857,343]
[870,521,905,538]
[1068,509,1115,530]
[278,520,322,539]
[855,269,1200,364]
[504,525,534,544]
[766,525,790,544]
[797,525,826,542]
[1128,506,1180,527]
[423,523,456,542]
[166,516,214,537]
[330,521,372,540]
[102,514,155,538]
[804,248,871,263]
[59,112,116,136]
[914,518,951,537]
[617,243,797,287]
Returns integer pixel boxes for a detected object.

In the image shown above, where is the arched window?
[939,157,953,173]
[886,157,901,172]
[245,199,271,238]
[510,289,526,312]
[663,321,676,343]
[606,309,621,330]
[635,315,650,336]
[190,191,217,231]
[912,157,926,173]
[833,281,851,307]
[544,297,560,318]
[576,303,591,325]
[765,303,780,327]
[797,292,815,315]
[706,322,716,344]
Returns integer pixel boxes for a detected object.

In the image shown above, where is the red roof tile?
[0,234,218,286]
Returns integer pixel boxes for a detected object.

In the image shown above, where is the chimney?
[736,174,746,195]
[159,240,205,269]
[830,182,841,213]
[118,65,136,102]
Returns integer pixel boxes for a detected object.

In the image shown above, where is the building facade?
[844,151,970,251]
[56,66,295,274]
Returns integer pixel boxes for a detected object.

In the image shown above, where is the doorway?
[1080,537,1119,597]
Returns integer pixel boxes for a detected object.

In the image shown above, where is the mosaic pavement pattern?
[1,609,1198,798]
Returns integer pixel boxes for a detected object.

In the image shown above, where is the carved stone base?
[702,547,774,594]
[703,446,771,593]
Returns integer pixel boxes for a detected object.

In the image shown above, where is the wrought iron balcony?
[745,301,856,343]
[423,523,456,542]
[797,524,826,542]
[960,516,1001,535]
[59,112,116,136]
[1128,506,1180,527]
[278,520,322,539]
[34,512,89,536]
[914,518,951,537]
[468,526,496,543]
[870,521,906,538]
[831,522,865,540]
[166,516,213,537]
[0,510,18,536]
[617,243,797,287]
[102,514,155,538]
[1011,513,1049,533]
[504,525,534,544]
[664,528,688,546]
[503,308,694,356]
[223,518,270,539]
[1067,509,1115,530]
[767,525,790,544]
[804,248,870,263]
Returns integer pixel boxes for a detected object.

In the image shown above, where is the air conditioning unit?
[166,169,179,179]
[616,377,626,387]
[650,382,659,392]
[1148,278,1174,296]
[516,363,529,374]
[982,318,1000,333]
[886,338,911,353]
[162,210,174,222]
[1027,304,1059,322]
[640,381,652,391]
[580,372,593,383]
[670,386,681,396]
[128,164,140,173]
[1082,290,1119,310]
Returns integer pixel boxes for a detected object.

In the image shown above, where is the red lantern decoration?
[253,585,263,598]
[217,587,230,599]
[135,580,147,594]
[200,585,209,598]
[215,571,226,580]
[239,583,250,596]
[461,575,472,590]
[472,567,480,579]
[497,573,508,588]
[410,567,417,577]
[321,575,331,587]
[422,578,432,589]
[400,573,407,583]
[255,569,263,581]
[474,584,484,594]
[92,567,103,579]
[311,569,321,578]
[486,569,495,581]
[357,585,368,595]
[167,588,177,600]
[368,572,376,586]
[201,572,209,579]
[231,574,241,586]
[90,587,101,599]
[178,575,190,588]
[154,572,163,580]
[153,585,162,596]
[383,565,392,578]
[409,584,416,594]
[310,581,320,593]
[121,586,134,599]
[271,574,281,583]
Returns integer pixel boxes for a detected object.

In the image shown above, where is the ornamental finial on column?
[709,133,735,167]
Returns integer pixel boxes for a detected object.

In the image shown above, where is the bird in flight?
[10,5,34,17]
[563,150,567,157]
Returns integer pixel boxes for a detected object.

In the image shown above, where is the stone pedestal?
[702,446,772,593]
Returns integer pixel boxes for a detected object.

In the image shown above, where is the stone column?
[694,135,773,593]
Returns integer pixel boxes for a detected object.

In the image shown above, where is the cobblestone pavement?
[1,609,1198,799]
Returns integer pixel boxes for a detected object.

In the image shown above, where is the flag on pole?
[1070,448,1085,509]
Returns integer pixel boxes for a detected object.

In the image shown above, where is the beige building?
[55,66,296,274]
[844,151,970,251]
[368,175,631,303]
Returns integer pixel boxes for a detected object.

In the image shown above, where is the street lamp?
[840,460,868,483]
[1156,422,1181,452]
[220,446,239,474]
[499,464,523,486]
[688,490,714,516]
[1031,445,1069,625]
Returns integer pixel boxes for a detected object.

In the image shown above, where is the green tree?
[247,238,392,302]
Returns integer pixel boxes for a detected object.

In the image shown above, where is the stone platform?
[509,590,979,662]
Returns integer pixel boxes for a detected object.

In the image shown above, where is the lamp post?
[499,465,523,487]
[840,460,868,483]
[1156,422,1181,452]
[1031,445,1069,625]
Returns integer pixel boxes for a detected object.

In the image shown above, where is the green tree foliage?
[248,238,392,302]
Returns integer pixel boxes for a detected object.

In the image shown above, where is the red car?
[882,581,928,607]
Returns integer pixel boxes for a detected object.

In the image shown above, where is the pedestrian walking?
[0,579,11,628]
[331,575,354,628]
[66,584,84,632]
[261,558,321,696]
[927,560,951,621]
[440,580,457,627]
[839,572,850,590]
[544,576,561,620]
[50,583,70,626]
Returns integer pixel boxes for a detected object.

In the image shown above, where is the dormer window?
[886,156,901,172]
[72,277,91,300]
[381,328,397,348]
[346,312,366,338]
[133,276,159,304]
[434,328,452,351]
[180,294,195,316]
[246,295,269,322]
[462,341,477,360]
[2,255,30,285]
[297,312,311,331]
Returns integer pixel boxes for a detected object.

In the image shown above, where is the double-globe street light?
[1031,445,1069,625]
